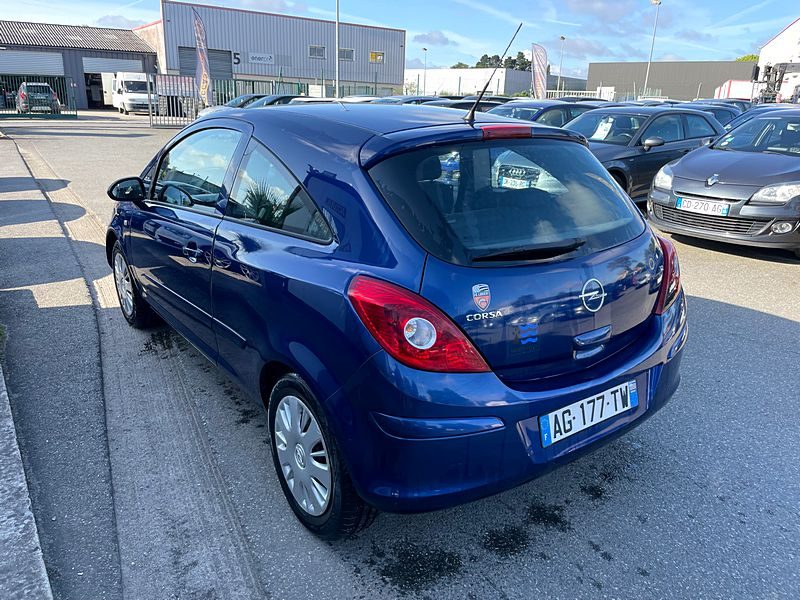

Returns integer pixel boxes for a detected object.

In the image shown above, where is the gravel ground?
[0,112,797,600]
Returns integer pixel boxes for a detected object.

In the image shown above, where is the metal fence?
[149,74,309,127]
[0,74,78,119]
[545,89,602,99]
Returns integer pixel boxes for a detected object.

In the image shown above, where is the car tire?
[123,108,129,115]
[111,241,158,328]
[268,374,377,540]
[795,249,800,261]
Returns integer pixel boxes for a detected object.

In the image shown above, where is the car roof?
[578,105,678,116]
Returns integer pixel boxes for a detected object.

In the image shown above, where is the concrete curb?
[0,331,54,598]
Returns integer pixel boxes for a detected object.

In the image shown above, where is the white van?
[112,72,157,114]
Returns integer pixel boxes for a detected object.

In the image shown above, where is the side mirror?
[642,136,665,151]
[107,177,145,201]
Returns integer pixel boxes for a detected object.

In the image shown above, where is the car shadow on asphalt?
[0,176,68,194]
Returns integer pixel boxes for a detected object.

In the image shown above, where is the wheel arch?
[106,228,119,266]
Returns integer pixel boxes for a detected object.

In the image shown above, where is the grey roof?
[0,20,155,53]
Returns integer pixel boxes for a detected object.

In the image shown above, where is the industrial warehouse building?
[134,0,406,96]
[587,60,757,100]
[0,20,157,110]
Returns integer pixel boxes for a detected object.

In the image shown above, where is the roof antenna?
[464,22,523,125]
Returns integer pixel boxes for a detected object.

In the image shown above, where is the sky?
[4,0,797,77]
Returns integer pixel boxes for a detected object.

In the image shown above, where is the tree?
[736,54,759,62]
[451,61,470,68]
[475,54,491,67]
[515,51,531,72]
[503,55,517,69]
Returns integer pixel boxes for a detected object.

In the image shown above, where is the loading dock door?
[178,47,233,79]
[0,50,64,75]
[81,57,143,74]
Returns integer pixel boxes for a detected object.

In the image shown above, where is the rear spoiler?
[359,123,587,169]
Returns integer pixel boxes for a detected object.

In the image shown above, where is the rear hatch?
[368,134,662,384]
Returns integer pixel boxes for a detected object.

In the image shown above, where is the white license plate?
[540,380,639,448]
[498,176,530,190]
[675,197,730,216]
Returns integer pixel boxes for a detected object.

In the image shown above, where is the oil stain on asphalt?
[481,525,530,558]
[369,541,462,595]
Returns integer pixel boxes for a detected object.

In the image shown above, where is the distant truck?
[756,63,800,103]
[714,79,754,101]
[111,72,157,115]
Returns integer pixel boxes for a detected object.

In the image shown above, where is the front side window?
[369,51,384,64]
[226,140,332,241]
[309,45,326,59]
[369,139,644,265]
[154,128,242,210]
[640,114,683,143]
[566,112,646,145]
[685,114,716,138]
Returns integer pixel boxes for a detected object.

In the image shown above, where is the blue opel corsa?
[106,104,687,539]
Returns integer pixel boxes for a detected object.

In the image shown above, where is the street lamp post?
[557,35,566,94]
[643,0,662,98]
[423,47,428,95]
[334,0,340,98]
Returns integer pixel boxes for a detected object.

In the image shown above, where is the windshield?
[123,81,148,93]
[565,112,646,145]
[487,106,541,121]
[368,138,644,265]
[712,114,800,156]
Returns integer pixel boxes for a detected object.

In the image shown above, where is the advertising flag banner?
[193,8,212,106]
[532,43,548,99]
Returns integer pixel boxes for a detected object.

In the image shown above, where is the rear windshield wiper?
[472,238,586,262]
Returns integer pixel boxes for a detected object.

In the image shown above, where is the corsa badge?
[472,284,491,310]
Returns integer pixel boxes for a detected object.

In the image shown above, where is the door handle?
[182,245,203,263]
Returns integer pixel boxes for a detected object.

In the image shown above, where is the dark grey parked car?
[565,106,725,202]
[487,99,594,127]
[648,109,800,258]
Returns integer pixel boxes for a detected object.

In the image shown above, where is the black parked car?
[565,106,725,201]
[722,103,796,131]
[421,99,502,111]
[487,99,594,127]
[461,95,515,103]
[695,98,752,112]
[683,103,741,126]
[648,109,800,259]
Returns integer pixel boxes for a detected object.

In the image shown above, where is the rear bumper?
[327,292,687,513]
[648,188,800,251]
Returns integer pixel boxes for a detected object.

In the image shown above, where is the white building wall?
[759,17,800,68]
[404,68,531,96]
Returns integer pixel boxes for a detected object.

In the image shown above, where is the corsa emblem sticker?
[472,284,491,310]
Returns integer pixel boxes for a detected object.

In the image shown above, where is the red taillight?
[52,92,58,101]
[347,276,490,373]
[19,92,26,100]
[654,236,681,315]
[480,124,533,140]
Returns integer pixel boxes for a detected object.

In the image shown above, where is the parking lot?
[0,112,798,600]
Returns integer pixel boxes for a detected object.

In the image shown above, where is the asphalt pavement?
[0,112,797,599]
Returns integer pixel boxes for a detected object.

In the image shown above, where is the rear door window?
[685,114,717,138]
[535,107,570,127]
[640,114,684,143]
[226,140,332,242]
[368,138,645,265]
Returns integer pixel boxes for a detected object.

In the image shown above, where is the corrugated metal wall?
[587,61,757,100]
[0,49,64,75]
[161,1,405,87]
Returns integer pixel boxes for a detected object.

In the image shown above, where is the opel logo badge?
[706,174,719,186]
[580,278,607,313]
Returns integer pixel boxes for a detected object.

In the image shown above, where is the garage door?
[0,50,64,75]
[82,57,143,73]
[178,47,233,79]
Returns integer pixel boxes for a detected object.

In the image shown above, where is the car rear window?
[368,138,645,265]
[27,85,51,94]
